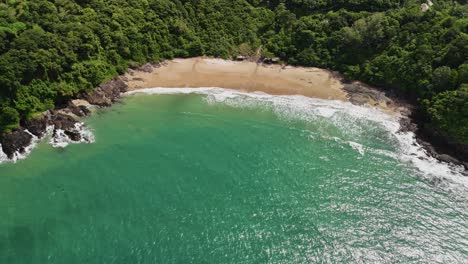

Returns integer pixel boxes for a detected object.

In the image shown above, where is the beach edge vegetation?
[0,0,466,148]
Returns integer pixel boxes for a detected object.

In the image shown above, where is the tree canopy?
[0,0,467,145]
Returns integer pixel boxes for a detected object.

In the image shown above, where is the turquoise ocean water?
[0,89,467,263]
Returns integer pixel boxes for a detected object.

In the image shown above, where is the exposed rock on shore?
[22,116,48,138]
[67,100,92,117]
[343,82,394,108]
[0,76,128,160]
[1,58,465,173]
[51,113,80,131]
[398,117,418,133]
[0,129,33,158]
[134,63,155,73]
[417,126,468,169]
[84,77,128,106]
[342,80,467,171]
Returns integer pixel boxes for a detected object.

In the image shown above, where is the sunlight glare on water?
[0,90,467,263]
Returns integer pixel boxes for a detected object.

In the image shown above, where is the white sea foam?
[50,123,95,148]
[349,141,365,156]
[126,87,468,189]
[316,107,338,118]
[0,144,8,163]
[7,130,40,163]
[0,123,95,164]
[50,129,71,148]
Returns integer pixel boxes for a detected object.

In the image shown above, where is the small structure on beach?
[235,55,247,61]
[263,57,280,64]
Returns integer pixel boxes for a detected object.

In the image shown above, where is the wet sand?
[126,58,347,101]
[125,57,401,115]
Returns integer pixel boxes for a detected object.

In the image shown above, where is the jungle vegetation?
[0,0,467,144]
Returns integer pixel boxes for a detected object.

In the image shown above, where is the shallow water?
[0,91,467,263]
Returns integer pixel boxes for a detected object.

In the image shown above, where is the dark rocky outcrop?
[417,125,468,167]
[437,154,461,165]
[78,105,91,116]
[100,77,128,99]
[84,89,112,106]
[413,137,468,171]
[128,62,165,76]
[0,76,130,158]
[67,102,91,117]
[50,114,83,142]
[344,80,468,172]
[0,76,129,158]
[398,118,418,133]
[343,82,392,106]
[1,60,466,173]
[22,117,48,137]
[0,129,33,158]
[64,130,82,141]
[50,113,78,131]
[135,63,154,73]
[83,77,128,106]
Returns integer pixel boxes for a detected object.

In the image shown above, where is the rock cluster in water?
[1,61,466,171]
[0,76,129,159]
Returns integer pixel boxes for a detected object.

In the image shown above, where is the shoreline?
[125,86,468,183]
[127,58,347,100]
[124,58,402,116]
[0,57,466,172]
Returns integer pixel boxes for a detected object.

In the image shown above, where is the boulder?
[64,130,82,141]
[78,105,91,116]
[399,118,418,133]
[85,77,128,106]
[84,88,112,106]
[49,113,88,143]
[100,77,128,100]
[437,154,462,166]
[343,82,389,105]
[51,113,78,131]
[0,129,33,158]
[417,139,437,156]
[67,100,93,117]
[67,103,86,117]
[135,63,154,73]
[22,117,48,137]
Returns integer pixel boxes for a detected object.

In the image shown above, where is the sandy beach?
[124,57,402,115]
[126,58,347,100]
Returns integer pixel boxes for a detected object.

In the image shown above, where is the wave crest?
[0,123,94,165]
[49,123,95,148]
[126,87,467,188]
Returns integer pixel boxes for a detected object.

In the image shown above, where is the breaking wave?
[49,123,95,148]
[0,130,40,164]
[0,123,94,165]
[0,145,7,163]
[126,87,468,189]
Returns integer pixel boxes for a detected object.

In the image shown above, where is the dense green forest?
[0,0,467,146]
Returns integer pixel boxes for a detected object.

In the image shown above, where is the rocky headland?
[0,76,130,160]
[342,81,468,171]
[1,58,466,172]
